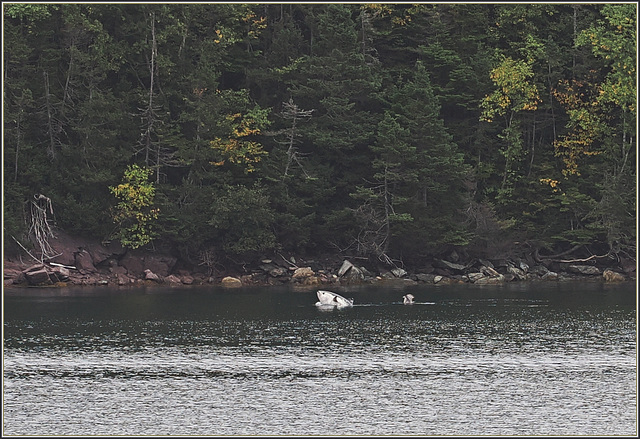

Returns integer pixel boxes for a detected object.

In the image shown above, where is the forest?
[3,3,636,272]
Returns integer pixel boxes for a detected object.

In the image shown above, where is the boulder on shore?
[221,276,242,287]
[567,264,601,275]
[338,260,365,283]
[144,269,161,282]
[292,267,314,279]
[51,266,70,281]
[25,268,51,285]
[75,249,96,273]
[603,269,625,282]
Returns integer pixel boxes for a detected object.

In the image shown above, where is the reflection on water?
[3,282,637,436]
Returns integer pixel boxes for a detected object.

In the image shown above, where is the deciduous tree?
[109,165,159,249]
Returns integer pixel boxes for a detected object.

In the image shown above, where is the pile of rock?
[225,256,342,287]
[214,253,632,289]
[2,229,633,288]
[4,263,72,286]
[403,256,632,285]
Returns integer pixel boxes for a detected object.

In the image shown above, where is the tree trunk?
[139,11,158,176]
[528,113,536,177]
[14,115,21,182]
[42,71,57,160]
[382,164,391,255]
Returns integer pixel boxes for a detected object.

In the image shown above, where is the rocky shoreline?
[3,230,636,288]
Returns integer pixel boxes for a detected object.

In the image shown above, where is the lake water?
[3,281,637,436]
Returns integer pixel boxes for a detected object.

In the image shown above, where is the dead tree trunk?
[42,71,59,159]
[27,194,59,262]
[137,11,159,175]
[277,98,313,179]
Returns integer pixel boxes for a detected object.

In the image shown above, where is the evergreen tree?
[352,62,470,263]
[3,3,634,264]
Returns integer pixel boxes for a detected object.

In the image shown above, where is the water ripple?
[3,283,636,436]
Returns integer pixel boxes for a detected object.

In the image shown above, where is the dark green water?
[3,281,637,435]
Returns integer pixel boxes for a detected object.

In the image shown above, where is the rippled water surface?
[3,281,637,436]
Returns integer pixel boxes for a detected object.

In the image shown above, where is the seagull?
[403,294,415,305]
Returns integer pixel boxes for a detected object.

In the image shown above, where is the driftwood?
[535,244,583,261]
[534,245,612,264]
[557,254,609,263]
[278,252,299,269]
[49,262,76,270]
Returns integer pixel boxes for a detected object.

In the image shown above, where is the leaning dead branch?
[11,235,43,264]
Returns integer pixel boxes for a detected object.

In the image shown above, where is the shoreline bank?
[4,230,635,289]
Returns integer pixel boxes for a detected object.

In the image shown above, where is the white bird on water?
[403,294,415,305]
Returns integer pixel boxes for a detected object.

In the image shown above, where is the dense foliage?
[3,3,636,268]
